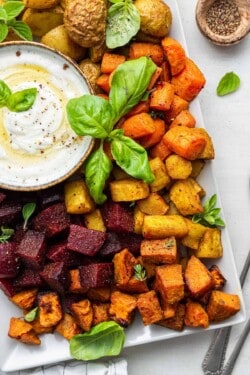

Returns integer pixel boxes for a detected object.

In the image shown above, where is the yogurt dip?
[0,42,93,190]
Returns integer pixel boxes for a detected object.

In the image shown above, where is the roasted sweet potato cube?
[109,290,137,327]
[109,178,150,202]
[142,214,188,239]
[0,242,20,278]
[195,228,223,258]
[10,288,38,310]
[161,37,186,76]
[33,202,70,237]
[149,138,172,161]
[207,290,240,322]
[84,208,106,232]
[193,128,215,159]
[157,303,185,331]
[87,287,111,302]
[129,42,164,66]
[137,193,169,215]
[184,300,209,328]
[13,268,44,289]
[92,302,110,326]
[169,109,196,129]
[180,218,207,250]
[39,261,69,294]
[71,299,93,331]
[164,95,189,124]
[137,290,163,325]
[16,230,46,270]
[118,276,149,294]
[155,264,184,304]
[38,292,63,328]
[149,81,175,111]
[160,300,177,319]
[165,154,192,180]
[79,262,114,288]
[113,248,137,286]
[209,265,227,290]
[184,255,214,298]
[139,118,166,149]
[8,317,41,345]
[101,200,135,233]
[149,157,171,192]
[68,269,89,294]
[64,179,95,214]
[0,202,22,226]
[138,257,157,279]
[140,237,177,264]
[67,224,106,256]
[55,313,82,340]
[30,318,54,335]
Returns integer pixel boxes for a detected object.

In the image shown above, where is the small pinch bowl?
[0,41,94,191]
[195,0,250,46]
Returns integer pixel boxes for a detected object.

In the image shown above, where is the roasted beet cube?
[67,224,107,256]
[33,202,70,237]
[16,230,47,270]
[0,190,6,204]
[79,262,114,288]
[13,268,44,289]
[101,201,134,233]
[118,232,143,256]
[11,226,26,245]
[39,261,69,294]
[0,202,22,226]
[38,185,64,208]
[99,231,143,258]
[47,241,85,267]
[0,242,20,278]
[0,278,17,297]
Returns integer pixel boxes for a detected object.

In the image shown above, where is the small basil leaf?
[10,20,33,41]
[24,307,39,323]
[85,145,113,204]
[67,95,114,139]
[0,8,7,21]
[0,80,11,107]
[111,131,155,183]
[22,202,36,230]
[70,321,125,361]
[216,72,240,96]
[109,57,157,122]
[3,1,24,20]
[0,23,9,42]
[106,1,140,49]
[0,226,14,243]
[6,87,37,112]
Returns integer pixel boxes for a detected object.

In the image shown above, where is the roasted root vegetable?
[161,36,186,76]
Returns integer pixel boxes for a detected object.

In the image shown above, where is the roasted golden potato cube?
[84,208,106,231]
[92,302,110,326]
[184,255,214,298]
[109,178,150,202]
[8,317,41,345]
[137,290,163,325]
[140,236,177,264]
[22,6,64,37]
[155,264,184,304]
[157,303,185,331]
[142,214,188,239]
[180,218,207,250]
[64,179,95,214]
[165,154,192,179]
[195,228,223,258]
[10,288,38,310]
[134,205,145,234]
[190,159,205,178]
[55,313,82,340]
[38,292,63,328]
[207,290,240,322]
[109,290,137,327]
[71,299,93,332]
[195,128,215,159]
[149,157,171,192]
[137,192,169,215]
[23,0,60,9]
[184,300,209,328]
[169,178,204,216]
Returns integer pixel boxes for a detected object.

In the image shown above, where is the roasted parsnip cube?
[134,205,145,234]
[142,214,188,239]
[64,179,95,214]
[109,290,137,327]
[155,264,184,304]
[165,154,192,180]
[71,299,93,332]
[149,157,171,192]
[184,255,214,298]
[184,300,209,328]
[8,317,41,345]
[137,192,169,215]
[207,290,240,322]
[137,290,163,325]
[38,292,63,328]
[195,228,223,258]
[109,178,150,202]
[10,288,38,310]
[84,208,106,232]
[180,218,207,250]
[55,313,82,340]
[140,236,177,264]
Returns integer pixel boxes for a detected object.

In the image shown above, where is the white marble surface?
[124,1,250,374]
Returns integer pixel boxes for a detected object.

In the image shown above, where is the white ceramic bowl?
[0,41,94,191]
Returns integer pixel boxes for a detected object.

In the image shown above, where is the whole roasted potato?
[64,0,107,48]
[23,0,60,9]
[134,0,172,38]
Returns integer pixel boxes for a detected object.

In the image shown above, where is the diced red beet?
[99,231,143,258]
[119,232,143,256]
[0,242,20,278]
[39,261,69,294]
[79,262,114,288]
[0,202,22,226]
[11,226,27,245]
[33,202,70,238]
[47,241,85,267]
[0,278,17,297]
[16,230,47,270]
[13,268,45,289]
[67,224,107,256]
[0,190,6,204]
[101,201,134,233]
[38,185,64,208]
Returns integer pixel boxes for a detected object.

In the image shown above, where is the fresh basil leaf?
[0,8,7,21]
[67,95,114,139]
[0,23,9,42]
[22,202,36,230]
[192,194,225,228]
[0,80,11,107]
[3,1,24,20]
[70,321,125,361]
[6,87,37,112]
[24,307,39,323]
[106,0,140,49]
[9,20,33,41]
[216,72,240,96]
[111,130,155,183]
[109,57,156,122]
[85,145,113,204]
[0,226,14,243]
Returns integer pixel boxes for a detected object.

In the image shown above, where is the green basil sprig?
[70,321,125,361]
[0,226,14,243]
[106,0,140,49]
[216,72,240,96]
[0,1,32,42]
[24,307,39,322]
[134,264,147,281]
[67,57,157,204]
[22,202,36,230]
[192,194,225,227]
[0,80,37,112]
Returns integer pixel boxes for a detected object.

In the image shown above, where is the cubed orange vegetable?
[161,36,186,76]
[101,52,126,74]
[121,112,155,139]
[125,100,150,118]
[129,42,164,66]
[149,81,175,111]
[149,138,172,160]
[139,118,166,148]
[148,66,163,90]
[96,74,110,93]
[169,109,196,129]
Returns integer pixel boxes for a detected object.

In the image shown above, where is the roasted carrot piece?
[171,57,206,101]
[161,37,186,76]
[121,112,155,139]
[169,109,196,129]
[139,118,166,148]
[165,94,189,124]
[163,126,207,160]
[125,100,150,118]
[100,52,126,74]
[149,138,172,160]
[96,74,110,93]
[150,81,175,111]
[148,66,163,90]
[160,61,172,82]
[129,42,164,66]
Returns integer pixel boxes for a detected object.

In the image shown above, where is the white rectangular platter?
[0,0,246,372]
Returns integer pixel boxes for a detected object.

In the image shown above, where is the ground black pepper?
[206,0,241,36]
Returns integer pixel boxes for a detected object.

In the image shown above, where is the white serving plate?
[0,0,246,372]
